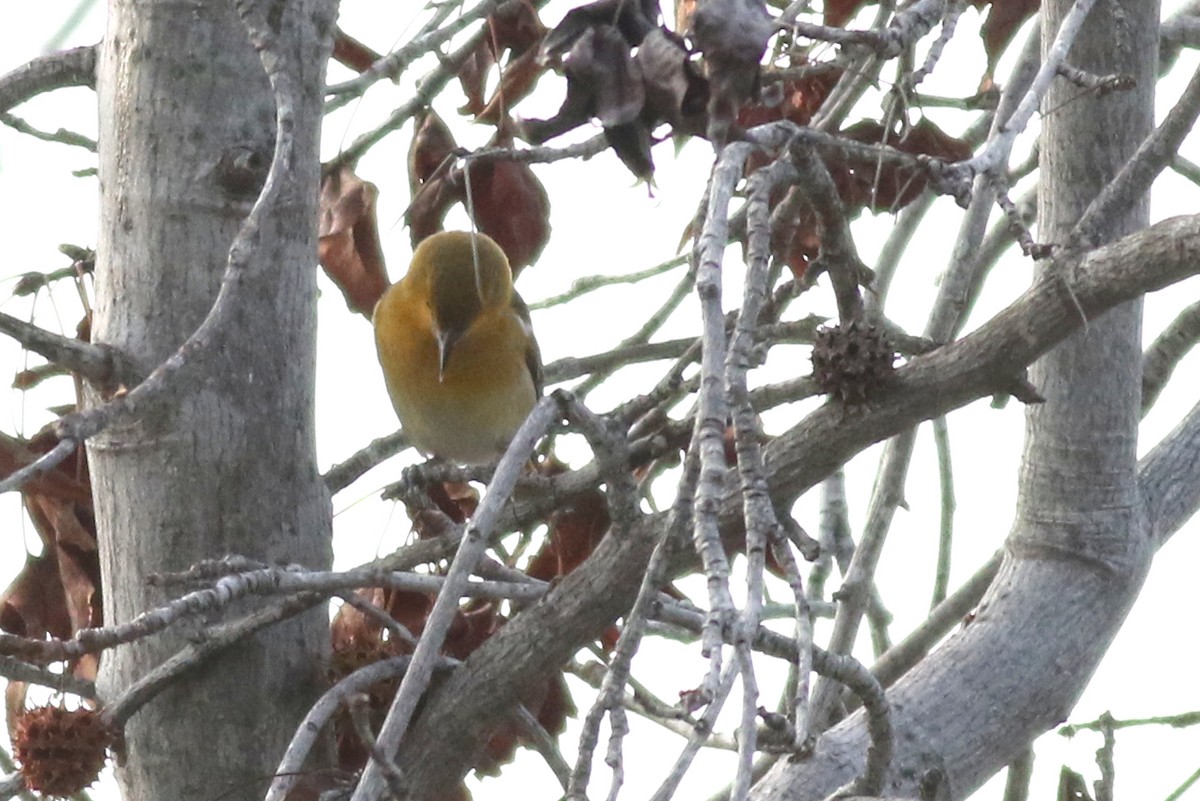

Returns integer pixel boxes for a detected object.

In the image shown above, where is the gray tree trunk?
[91,1,334,799]
[751,1,1160,798]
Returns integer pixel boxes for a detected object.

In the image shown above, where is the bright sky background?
[3,2,1200,800]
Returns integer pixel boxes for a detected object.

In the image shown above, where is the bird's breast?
[375,297,537,464]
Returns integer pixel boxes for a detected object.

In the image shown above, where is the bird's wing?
[511,290,544,397]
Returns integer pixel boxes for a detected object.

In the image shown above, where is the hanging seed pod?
[12,705,112,797]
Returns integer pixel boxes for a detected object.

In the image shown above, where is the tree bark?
[91,1,334,799]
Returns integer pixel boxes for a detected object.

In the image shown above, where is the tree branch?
[384,205,1200,800]
[0,45,95,114]
[965,0,1098,179]
[1138,395,1200,547]
[0,310,135,392]
[1141,298,1200,415]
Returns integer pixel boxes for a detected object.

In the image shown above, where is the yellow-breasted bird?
[373,230,542,464]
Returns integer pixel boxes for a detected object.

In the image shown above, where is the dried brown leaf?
[318,165,390,316]
[475,44,548,125]
[333,28,384,75]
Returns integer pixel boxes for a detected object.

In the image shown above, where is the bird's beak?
[436,328,462,382]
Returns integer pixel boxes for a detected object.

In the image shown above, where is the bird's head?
[407,231,514,380]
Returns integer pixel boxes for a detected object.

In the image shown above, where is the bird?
[373,230,542,464]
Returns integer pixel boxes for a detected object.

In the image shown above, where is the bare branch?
[929,417,955,609]
[529,254,688,311]
[331,27,485,168]
[1071,63,1200,250]
[325,0,504,101]
[858,551,1002,701]
[347,694,407,799]
[783,144,867,322]
[0,112,96,151]
[726,162,792,801]
[0,309,135,392]
[809,428,913,728]
[509,704,572,793]
[763,213,1200,514]
[1093,713,1116,801]
[1055,62,1136,94]
[690,143,752,706]
[0,45,95,114]
[106,593,321,728]
[1060,709,1200,735]
[0,771,28,801]
[0,438,77,497]
[1141,299,1200,416]
[1138,395,1200,547]
[0,655,95,698]
[783,0,946,59]
[568,455,699,801]
[649,662,741,801]
[324,430,408,493]
[265,656,428,801]
[1000,747,1034,801]
[966,0,1098,179]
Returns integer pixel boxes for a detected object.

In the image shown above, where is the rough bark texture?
[91,2,334,799]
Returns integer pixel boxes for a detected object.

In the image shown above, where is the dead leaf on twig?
[318,165,390,316]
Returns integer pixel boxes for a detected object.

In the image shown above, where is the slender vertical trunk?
[92,1,333,798]
[1016,2,1157,568]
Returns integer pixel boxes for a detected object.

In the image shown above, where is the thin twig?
[331,28,486,168]
[529,254,688,311]
[1142,299,1200,416]
[0,655,95,698]
[1001,747,1034,801]
[690,143,752,706]
[509,704,573,792]
[786,0,945,59]
[1070,62,1200,251]
[848,551,1003,705]
[265,657,429,801]
[324,430,408,493]
[0,439,77,497]
[325,0,504,101]
[352,393,581,801]
[1056,62,1136,94]
[929,417,955,609]
[648,662,742,801]
[347,694,407,799]
[567,455,699,800]
[1164,765,1200,801]
[0,112,97,151]
[1060,710,1200,736]
[782,143,866,322]
[964,0,1099,180]
[1094,712,1116,801]
[105,593,322,728]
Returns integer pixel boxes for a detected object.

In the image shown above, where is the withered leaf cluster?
[523,0,776,177]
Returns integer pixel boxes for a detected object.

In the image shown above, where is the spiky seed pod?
[810,321,896,404]
[12,705,112,797]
